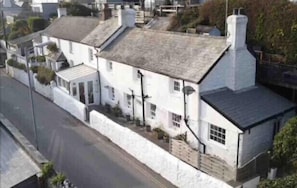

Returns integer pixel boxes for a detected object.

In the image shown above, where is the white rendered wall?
[98,57,200,147]
[6,65,33,87]
[90,110,232,188]
[239,110,296,167]
[33,75,53,100]
[53,87,87,122]
[199,100,242,167]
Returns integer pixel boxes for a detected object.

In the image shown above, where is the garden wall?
[89,110,232,188]
[53,88,87,122]
[6,64,33,87]
[33,74,53,100]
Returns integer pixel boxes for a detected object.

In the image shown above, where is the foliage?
[36,66,55,85]
[272,117,297,167]
[153,127,165,139]
[259,173,297,188]
[168,0,297,63]
[42,162,54,178]
[6,59,26,71]
[60,2,97,16]
[30,66,38,73]
[112,103,122,117]
[31,55,46,62]
[8,20,31,40]
[28,17,48,32]
[47,43,58,53]
[167,7,200,31]
[51,173,66,186]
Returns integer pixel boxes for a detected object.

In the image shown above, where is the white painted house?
[35,6,295,185]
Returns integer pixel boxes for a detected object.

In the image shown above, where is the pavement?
[0,69,176,188]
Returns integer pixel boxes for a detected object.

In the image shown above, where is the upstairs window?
[209,124,226,145]
[150,104,156,119]
[173,81,180,92]
[109,87,115,101]
[125,93,132,108]
[89,48,93,61]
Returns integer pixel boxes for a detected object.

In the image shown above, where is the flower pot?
[135,119,141,126]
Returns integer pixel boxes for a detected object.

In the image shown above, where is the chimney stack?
[102,3,112,21]
[57,7,67,18]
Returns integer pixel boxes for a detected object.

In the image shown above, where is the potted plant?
[163,132,169,143]
[112,103,122,117]
[146,125,151,132]
[135,118,141,126]
[104,103,111,113]
[153,128,164,140]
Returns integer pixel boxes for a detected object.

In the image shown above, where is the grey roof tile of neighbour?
[0,126,41,188]
[81,17,121,47]
[9,30,44,45]
[201,86,296,130]
[98,28,229,83]
[44,16,99,42]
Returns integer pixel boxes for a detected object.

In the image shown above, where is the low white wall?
[33,74,53,100]
[6,65,32,86]
[90,111,232,188]
[53,87,87,122]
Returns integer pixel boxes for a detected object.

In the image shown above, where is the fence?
[53,88,87,122]
[169,139,236,182]
[90,111,232,188]
[6,64,33,87]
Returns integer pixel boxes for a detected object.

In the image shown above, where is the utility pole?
[25,47,39,151]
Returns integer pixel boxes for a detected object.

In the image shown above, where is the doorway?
[79,82,85,104]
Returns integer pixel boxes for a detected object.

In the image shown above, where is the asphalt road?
[0,70,175,188]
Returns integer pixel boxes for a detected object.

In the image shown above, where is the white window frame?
[173,80,180,92]
[69,41,73,54]
[209,124,226,145]
[107,61,112,71]
[89,48,93,62]
[171,113,181,128]
[125,93,132,108]
[109,87,115,101]
[150,103,156,119]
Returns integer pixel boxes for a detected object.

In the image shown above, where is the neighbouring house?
[31,0,59,19]
[6,30,43,64]
[0,125,42,188]
[196,25,221,36]
[31,6,295,186]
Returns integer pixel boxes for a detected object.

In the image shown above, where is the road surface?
[0,69,175,188]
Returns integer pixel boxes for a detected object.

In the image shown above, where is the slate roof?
[81,17,121,47]
[47,51,66,62]
[9,30,43,45]
[44,16,99,42]
[0,126,41,188]
[98,28,229,83]
[56,64,97,82]
[201,86,296,130]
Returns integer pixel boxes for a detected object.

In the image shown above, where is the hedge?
[7,59,27,71]
[36,66,55,85]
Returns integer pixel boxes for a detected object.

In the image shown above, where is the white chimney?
[226,8,248,50]
[57,7,67,18]
[118,6,136,27]
[226,8,256,91]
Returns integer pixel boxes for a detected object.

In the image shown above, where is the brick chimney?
[102,3,112,21]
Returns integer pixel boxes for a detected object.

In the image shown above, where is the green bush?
[36,66,55,85]
[7,59,27,71]
[51,173,66,186]
[30,66,38,73]
[28,17,47,32]
[47,43,58,53]
[259,173,297,188]
[42,162,54,178]
[153,128,165,139]
[112,103,122,117]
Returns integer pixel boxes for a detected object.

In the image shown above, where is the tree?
[60,2,97,16]
[259,173,297,188]
[272,117,297,167]
[8,20,31,40]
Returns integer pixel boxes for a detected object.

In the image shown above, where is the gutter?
[182,80,206,153]
[236,132,243,168]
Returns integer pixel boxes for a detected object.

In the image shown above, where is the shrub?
[42,162,54,178]
[47,43,58,53]
[28,17,47,32]
[112,103,122,117]
[36,66,55,85]
[51,173,66,186]
[30,66,38,73]
[153,128,165,139]
[7,59,27,71]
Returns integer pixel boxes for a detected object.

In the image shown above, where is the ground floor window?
[149,103,156,119]
[209,124,226,145]
[171,113,181,128]
[125,93,132,108]
[109,87,115,101]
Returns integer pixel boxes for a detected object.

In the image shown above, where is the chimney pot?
[238,8,245,15]
[233,8,238,15]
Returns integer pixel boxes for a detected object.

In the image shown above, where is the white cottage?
[36,6,295,183]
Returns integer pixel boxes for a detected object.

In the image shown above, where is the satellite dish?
[182,86,195,96]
